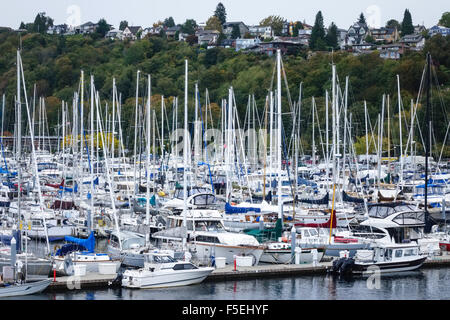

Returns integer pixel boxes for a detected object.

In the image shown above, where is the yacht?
[121,251,214,289]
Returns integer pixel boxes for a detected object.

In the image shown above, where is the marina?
[0,1,449,305]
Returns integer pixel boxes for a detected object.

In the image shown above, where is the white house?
[235,38,261,51]
[123,26,143,40]
[248,25,273,39]
[106,28,124,40]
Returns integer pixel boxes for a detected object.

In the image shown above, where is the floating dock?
[44,253,450,292]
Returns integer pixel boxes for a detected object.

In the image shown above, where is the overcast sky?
[1,0,447,29]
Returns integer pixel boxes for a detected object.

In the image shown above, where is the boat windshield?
[194,220,225,232]
[368,204,417,218]
[122,237,146,249]
[146,255,177,263]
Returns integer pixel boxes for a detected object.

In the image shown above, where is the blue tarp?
[64,231,95,252]
[225,202,261,214]
[55,243,88,256]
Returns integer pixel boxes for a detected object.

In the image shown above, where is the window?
[395,250,403,258]
[173,263,198,270]
[404,249,415,256]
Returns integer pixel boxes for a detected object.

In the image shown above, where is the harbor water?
[7,267,450,300]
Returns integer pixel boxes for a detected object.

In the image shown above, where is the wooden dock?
[43,253,450,292]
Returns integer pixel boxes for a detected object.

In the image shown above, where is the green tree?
[206,16,223,33]
[292,21,303,37]
[401,9,414,36]
[260,15,285,36]
[359,13,366,24]
[386,19,401,31]
[231,24,241,39]
[438,12,450,27]
[32,12,53,33]
[181,19,197,35]
[163,17,176,28]
[119,21,128,31]
[214,2,227,25]
[96,18,110,37]
[326,22,338,49]
[310,11,327,51]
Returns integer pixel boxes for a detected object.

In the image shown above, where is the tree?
[325,22,338,49]
[260,15,285,36]
[386,19,401,31]
[310,11,327,51]
[290,21,304,36]
[119,21,128,31]
[185,34,198,46]
[231,24,241,39]
[181,19,197,35]
[401,9,414,36]
[96,19,110,37]
[214,2,227,25]
[164,17,175,28]
[32,12,53,33]
[359,13,366,24]
[206,16,223,32]
[365,34,375,44]
[438,12,450,27]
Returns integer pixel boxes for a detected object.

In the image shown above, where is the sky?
[1,0,447,30]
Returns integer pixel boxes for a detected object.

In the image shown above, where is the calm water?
[7,267,450,300]
[16,239,450,300]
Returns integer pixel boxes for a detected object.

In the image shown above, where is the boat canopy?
[64,231,95,252]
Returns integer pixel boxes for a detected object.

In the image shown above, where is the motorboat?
[121,251,214,289]
[331,242,427,274]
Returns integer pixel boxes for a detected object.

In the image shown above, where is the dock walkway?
[45,253,450,291]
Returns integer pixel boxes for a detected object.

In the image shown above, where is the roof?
[127,26,142,34]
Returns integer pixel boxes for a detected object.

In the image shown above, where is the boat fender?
[64,257,74,276]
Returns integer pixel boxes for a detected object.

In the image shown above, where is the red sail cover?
[294,210,336,229]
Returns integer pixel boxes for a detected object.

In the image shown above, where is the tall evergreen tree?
[164,17,175,28]
[326,22,338,49]
[231,24,241,39]
[214,3,227,25]
[119,20,128,31]
[310,11,327,51]
[32,12,53,33]
[401,9,414,36]
[359,12,366,24]
[96,19,110,37]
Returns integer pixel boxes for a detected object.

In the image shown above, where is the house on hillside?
[47,24,68,35]
[369,27,399,43]
[346,21,369,46]
[106,28,124,40]
[166,26,181,39]
[235,38,261,51]
[248,25,273,39]
[223,22,249,38]
[400,33,425,50]
[123,26,143,40]
[196,30,220,46]
[378,43,409,59]
[75,21,98,34]
[429,25,450,37]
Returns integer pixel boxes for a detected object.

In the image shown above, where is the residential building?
[400,33,425,50]
[166,26,181,39]
[257,39,305,56]
[235,38,261,51]
[219,39,236,48]
[248,25,273,39]
[223,22,249,38]
[123,26,143,40]
[47,24,68,35]
[346,21,369,46]
[378,43,409,59]
[429,25,450,37]
[196,30,220,46]
[75,21,98,34]
[369,27,399,43]
[414,24,426,34]
[106,28,124,40]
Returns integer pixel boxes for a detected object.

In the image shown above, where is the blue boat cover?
[64,231,95,252]
[225,202,261,214]
[55,243,88,256]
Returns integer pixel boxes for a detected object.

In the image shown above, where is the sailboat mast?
[277,49,282,221]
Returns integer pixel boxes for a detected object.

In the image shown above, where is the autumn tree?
[206,15,223,33]
[260,15,285,36]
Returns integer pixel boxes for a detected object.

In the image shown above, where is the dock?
[44,253,450,291]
